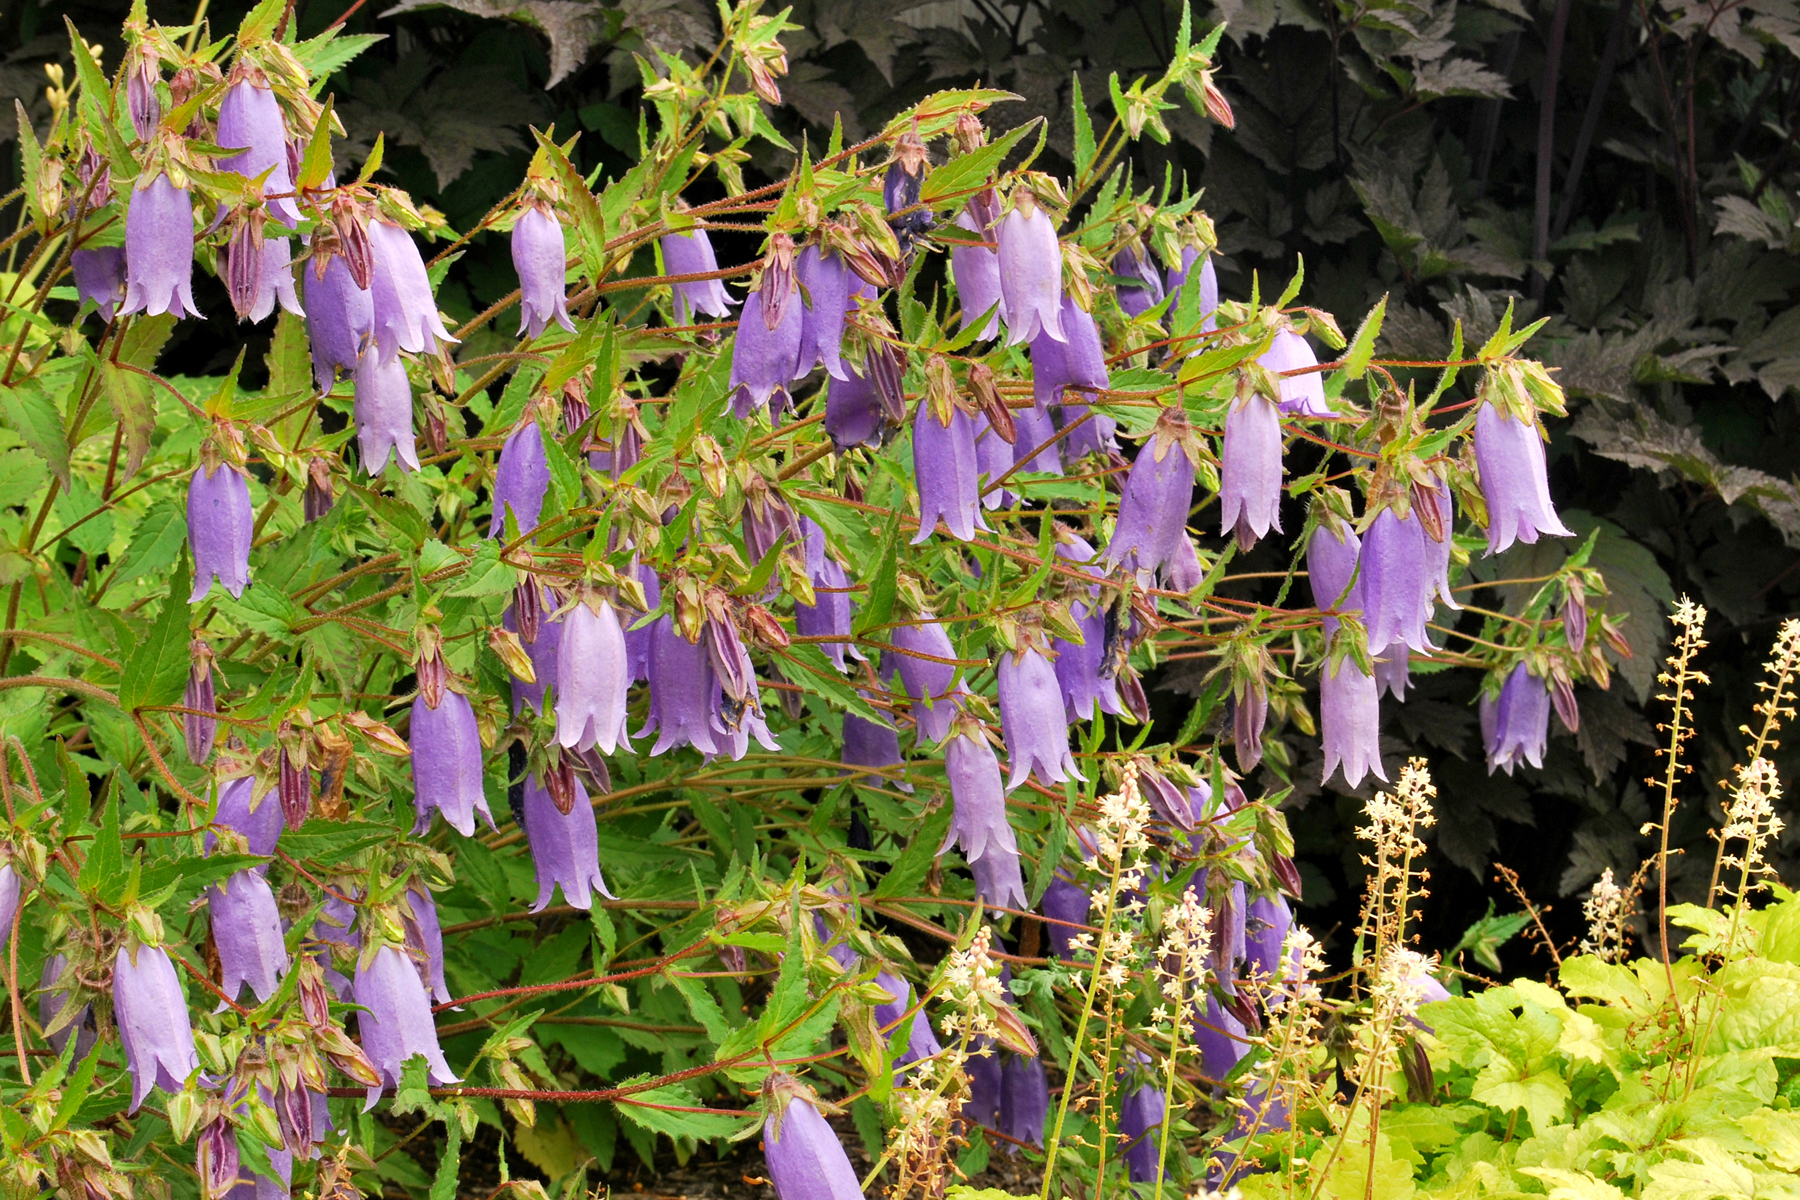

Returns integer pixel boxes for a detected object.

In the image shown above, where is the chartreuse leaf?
[920,119,1039,207]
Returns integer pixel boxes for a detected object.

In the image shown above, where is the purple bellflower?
[761,1078,867,1200]
[1474,401,1573,554]
[1220,392,1284,548]
[1374,646,1411,701]
[996,199,1064,346]
[1104,409,1196,577]
[1117,1061,1166,1183]
[127,53,160,139]
[1482,662,1551,774]
[940,725,1027,911]
[974,410,1013,509]
[354,943,459,1107]
[1041,875,1090,958]
[1114,245,1164,318]
[797,246,856,380]
[639,618,721,757]
[113,943,201,1112]
[952,209,1004,339]
[626,565,659,684]
[555,597,632,755]
[874,971,944,1068]
[302,253,373,392]
[890,618,966,743]
[0,863,16,949]
[965,1043,1002,1128]
[1032,296,1113,461]
[1307,522,1387,788]
[1361,504,1436,655]
[1420,476,1463,611]
[730,283,804,418]
[73,247,126,320]
[1244,894,1293,982]
[506,589,562,714]
[217,77,300,227]
[911,402,988,544]
[1000,1054,1050,1148]
[208,869,288,1006]
[403,885,454,1006]
[1194,991,1249,1084]
[241,235,302,323]
[490,418,550,538]
[795,520,862,670]
[512,206,574,337]
[352,352,420,475]
[1260,330,1331,416]
[188,463,254,603]
[825,366,888,452]
[521,770,611,911]
[367,219,457,363]
[843,711,910,791]
[205,775,282,858]
[1011,402,1063,475]
[410,690,495,836]
[660,227,735,324]
[124,173,200,318]
[1054,606,1122,723]
[1165,247,1220,332]
[997,645,1082,791]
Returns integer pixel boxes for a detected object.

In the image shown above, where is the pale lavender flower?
[626,564,660,684]
[1306,521,1362,623]
[127,54,161,139]
[797,246,856,380]
[123,173,200,319]
[521,771,611,911]
[188,464,253,602]
[639,618,720,756]
[1474,402,1573,554]
[1374,645,1411,701]
[1244,894,1293,981]
[1000,1054,1049,1148]
[410,691,495,836]
[0,863,16,949]
[660,227,734,324]
[1194,991,1248,1083]
[1104,417,1195,576]
[1165,247,1219,332]
[974,410,1013,509]
[556,598,632,755]
[490,418,549,538]
[762,1081,865,1200]
[354,943,459,1107]
[874,971,943,1068]
[825,366,889,452]
[205,775,282,858]
[965,1043,1002,1129]
[251,236,303,323]
[1041,875,1090,958]
[953,209,1003,339]
[1361,505,1436,655]
[352,353,420,474]
[996,202,1064,346]
[507,592,562,714]
[997,646,1082,791]
[1260,329,1330,416]
[1165,531,1204,593]
[302,253,374,392]
[891,619,965,743]
[1220,393,1284,548]
[939,727,1025,911]
[1420,476,1462,611]
[217,78,300,227]
[72,247,126,320]
[912,403,987,544]
[1011,403,1063,475]
[730,284,804,418]
[368,219,456,363]
[843,711,910,791]
[795,520,861,669]
[512,206,574,337]
[1321,658,1385,788]
[402,885,453,1006]
[112,943,200,1112]
[1117,1063,1165,1183]
[1482,662,1550,774]
[1113,245,1164,318]
[1031,296,1112,462]
[1054,605,1122,723]
[208,870,288,1005]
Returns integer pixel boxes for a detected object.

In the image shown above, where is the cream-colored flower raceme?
[1580,867,1631,963]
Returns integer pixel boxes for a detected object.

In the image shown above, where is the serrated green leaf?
[872,803,954,900]
[920,119,1039,208]
[119,559,191,714]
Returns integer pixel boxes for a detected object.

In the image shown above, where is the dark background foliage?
[9,0,1799,975]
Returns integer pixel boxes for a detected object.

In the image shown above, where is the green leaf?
[429,1119,461,1200]
[671,974,732,1043]
[777,643,888,725]
[220,585,307,638]
[449,540,519,597]
[612,1081,754,1141]
[289,31,386,88]
[1275,254,1306,309]
[0,376,72,489]
[919,120,1039,207]
[235,0,288,46]
[119,559,192,714]
[1341,294,1388,381]
[296,96,337,192]
[1072,74,1096,182]
[872,803,954,900]
[278,819,402,861]
[850,512,903,638]
[77,778,124,900]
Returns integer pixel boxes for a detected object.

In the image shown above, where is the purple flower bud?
[512,206,574,337]
[402,885,454,1006]
[1117,1067,1165,1183]
[72,247,126,320]
[123,173,200,319]
[39,954,97,1064]
[112,943,200,1112]
[1482,662,1550,774]
[953,209,1004,339]
[352,353,420,475]
[367,219,457,363]
[965,1042,1002,1129]
[874,970,943,1068]
[198,1113,240,1200]
[1361,505,1437,655]
[1259,330,1330,416]
[1165,531,1204,593]
[1113,245,1164,318]
[1234,687,1268,772]
[354,943,459,1107]
[843,710,910,791]
[1244,894,1293,982]
[1104,421,1195,577]
[127,55,161,140]
[890,619,966,743]
[217,78,300,227]
[208,869,288,1005]
[185,642,217,764]
[490,419,550,538]
[1041,875,1090,958]
[521,769,611,911]
[660,227,735,324]
[1193,991,1248,1083]
[797,246,859,380]
[939,728,1026,910]
[1011,403,1063,475]
[1417,477,1462,613]
[1031,296,1113,463]
[1474,402,1573,554]
[912,403,988,544]
[997,646,1082,791]
[555,598,632,755]
[730,284,804,418]
[302,253,373,392]
[410,691,494,837]
[205,775,283,858]
[824,366,890,452]
[1220,393,1284,548]
[505,588,564,713]
[997,202,1064,346]
[1000,1053,1049,1148]
[188,463,253,602]
[762,1082,865,1200]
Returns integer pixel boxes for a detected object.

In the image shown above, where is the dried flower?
[512,205,574,337]
[997,645,1082,791]
[521,769,611,911]
[367,219,457,363]
[353,944,460,1107]
[409,690,495,836]
[1220,392,1284,548]
[123,173,200,319]
[188,463,254,602]
[184,640,217,764]
[939,723,1027,911]
[1480,662,1550,775]
[490,418,549,538]
[1473,401,1572,554]
[208,869,288,1005]
[352,352,420,474]
[113,943,201,1112]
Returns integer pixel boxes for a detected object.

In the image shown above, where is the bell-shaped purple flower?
[1220,393,1284,548]
[1032,296,1112,462]
[762,1082,865,1200]
[217,78,300,227]
[368,219,457,363]
[1114,245,1164,318]
[490,418,549,538]
[1244,895,1293,982]
[73,247,126,320]
[996,201,1064,346]
[1260,330,1330,416]
[555,597,631,755]
[1307,521,1362,625]
[974,410,1013,509]
[506,589,564,714]
[1054,606,1121,723]
[997,646,1082,791]
[875,970,944,1068]
[1420,476,1463,612]
[403,885,454,1006]
[205,775,283,858]
[410,691,494,836]
[843,711,910,791]
[188,463,253,603]
[303,253,374,392]
[1482,662,1550,774]
[1361,505,1436,655]
[1374,645,1411,701]
[1104,419,1195,577]
[1474,402,1573,554]
[127,54,161,140]
[953,209,1004,339]
[353,352,420,475]
[1000,1053,1049,1147]
[730,284,804,418]
[0,863,16,949]
[939,727,1026,911]
[1041,875,1090,958]
[1194,991,1249,1083]
[124,173,199,318]
[112,943,201,1112]
[354,943,459,1107]
[208,869,288,1006]
[639,619,725,757]
[1165,531,1204,593]
[627,564,660,684]
[245,236,302,323]
[513,206,574,337]
[912,403,987,544]
[796,523,861,670]
[825,366,889,452]
[1117,1067,1165,1183]
[1012,403,1063,475]
[891,619,965,743]
[797,246,857,380]
[521,770,611,911]
[966,1042,1002,1128]
[1320,657,1385,788]
[660,227,735,324]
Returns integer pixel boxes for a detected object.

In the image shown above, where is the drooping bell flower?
[409,690,495,836]
[729,284,804,418]
[973,409,1013,510]
[891,618,967,743]
[1307,521,1361,623]
[1032,296,1112,461]
[251,236,303,323]
[996,195,1064,346]
[797,246,857,380]
[505,587,563,714]
[217,75,300,227]
[1233,685,1268,773]
[952,209,1004,339]
[1116,1062,1165,1183]
[1361,503,1436,655]
[1482,662,1550,775]
[112,943,201,1112]
[795,521,861,670]
[1054,596,1122,724]
[1374,646,1411,701]
[208,869,288,1005]
[188,462,253,603]
[490,418,549,538]
[184,640,217,764]
[1474,401,1573,554]
[72,247,126,320]
[368,218,457,363]
[123,173,199,319]
[402,885,454,1006]
[1220,391,1284,549]
[205,775,282,858]
[0,863,16,949]
[1193,991,1249,1084]
[1244,894,1293,982]
[302,253,373,392]
[555,595,631,755]
[997,644,1082,791]
[965,1043,1002,1129]
[843,710,910,791]
[659,226,735,324]
[874,970,944,1068]
[1104,407,1196,577]
[1320,657,1385,788]
[39,955,97,1064]
[761,1075,866,1200]
[1165,531,1204,593]
[1000,1053,1050,1148]
[1012,402,1063,476]
[352,353,420,475]
[912,402,987,544]
[1260,329,1330,416]
[825,366,889,452]
[512,205,574,337]
[1041,875,1090,958]
[521,770,611,911]
[639,619,725,758]
[626,564,660,684]
[1418,476,1463,611]
[354,943,459,1107]
[939,724,1026,910]
[1113,244,1164,318]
